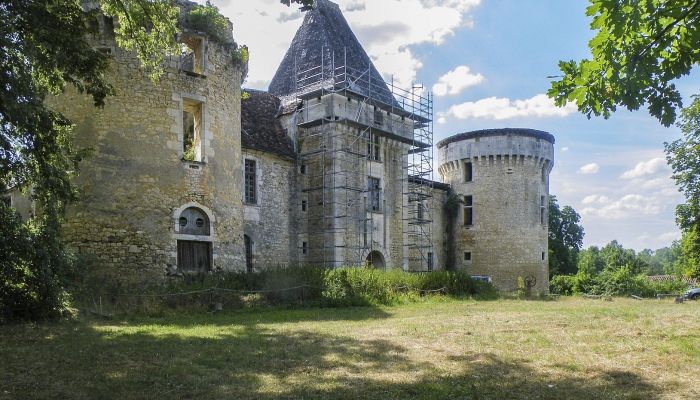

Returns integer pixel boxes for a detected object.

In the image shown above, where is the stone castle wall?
[54,29,245,283]
[438,132,553,292]
[242,149,298,269]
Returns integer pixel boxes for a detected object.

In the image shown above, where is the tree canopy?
[548,0,700,127]
[548,196,585,276]
[1,0,196,321]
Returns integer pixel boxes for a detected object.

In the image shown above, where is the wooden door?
[177,240,211,272]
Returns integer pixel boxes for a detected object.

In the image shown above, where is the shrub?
[1,203,75,323]
[73,265,496,313]
[549,275,575,295]
[185,1,231,43]
[550,267,689,298]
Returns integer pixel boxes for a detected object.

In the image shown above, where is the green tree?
[0,0,189,320]
[665,98,700,278]
[577,246,605,276]
[550,0,700,279]
[548,196,585,276]
[548,0,700,127]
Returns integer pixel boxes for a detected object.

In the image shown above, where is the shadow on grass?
[0,307,662,400]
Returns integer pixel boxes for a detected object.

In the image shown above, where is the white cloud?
[578,163,600,175]
[223,0,481,90]
[432,65,485,96]
[581,194,611,205]
[581,194,661,219]
[657,231,681,243]
[621,157,669,179]
[440,94,576,121]
[561,147,569,152]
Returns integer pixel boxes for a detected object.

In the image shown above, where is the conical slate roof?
[268,0,399,108]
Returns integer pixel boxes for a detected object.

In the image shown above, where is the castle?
[10,0,554,292]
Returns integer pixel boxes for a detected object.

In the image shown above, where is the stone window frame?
[463,195,474,227]
[464,251,472,263]
[368,176,382,213]
[242,155,262,206]
[175,92,210,164]
[178,31,208,76]
[464,161,473,182]
[540,195,546,226]
[365,131,381,162]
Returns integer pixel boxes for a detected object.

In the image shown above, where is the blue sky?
[218,0,698,251]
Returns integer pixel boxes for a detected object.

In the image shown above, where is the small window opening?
[368,177,381,212]
[542,164,547,183]
[464,251,472,261]
[373,108,384,125]
[366,133,381,161]
[180,34,204,74]
[183,99,203,162]
[301,200,307,212]
[300,164,307,174]
[179,217,188,227]
[302,241,308,255]
[541,251,546,261]
[195,218,204,227]
[464,195,473,226]
[540,195,546,225]
[427,252,434,271]
[417,202,424,220]
[244,235,253,273]
[244,159,257,204]
[464,161,473,182]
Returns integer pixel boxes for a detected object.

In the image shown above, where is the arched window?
[244,234,253,273]
[178,207,210,235]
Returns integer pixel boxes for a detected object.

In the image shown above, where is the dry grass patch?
[1,297,698,399]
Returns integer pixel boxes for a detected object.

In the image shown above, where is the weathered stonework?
[51,8,246,284]
[438,129,554,292]
[7,0,558,292]
[242,149,297,269]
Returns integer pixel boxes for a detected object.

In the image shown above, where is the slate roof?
[241,90,296,159]
[268,0,400,108]
[437,128,555,149]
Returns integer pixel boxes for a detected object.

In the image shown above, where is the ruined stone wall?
[242,149,297,269]
[54,30,245,284]
[438,133,553,292]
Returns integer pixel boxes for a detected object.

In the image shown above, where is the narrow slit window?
[244,159,257,204]
[464,161,473,182]
[302,241,308,255]
[301,200,307,212]
[540,195,546,225]
[182,99,203,162]
[464,195,473,226]
[368,177,381,212]
[427,252,434,271]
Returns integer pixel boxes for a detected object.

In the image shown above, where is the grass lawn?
[1,297,698,399]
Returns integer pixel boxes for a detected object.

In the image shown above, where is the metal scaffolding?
[292,47,434,270]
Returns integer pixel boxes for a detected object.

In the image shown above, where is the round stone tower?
[437,128,554,293]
